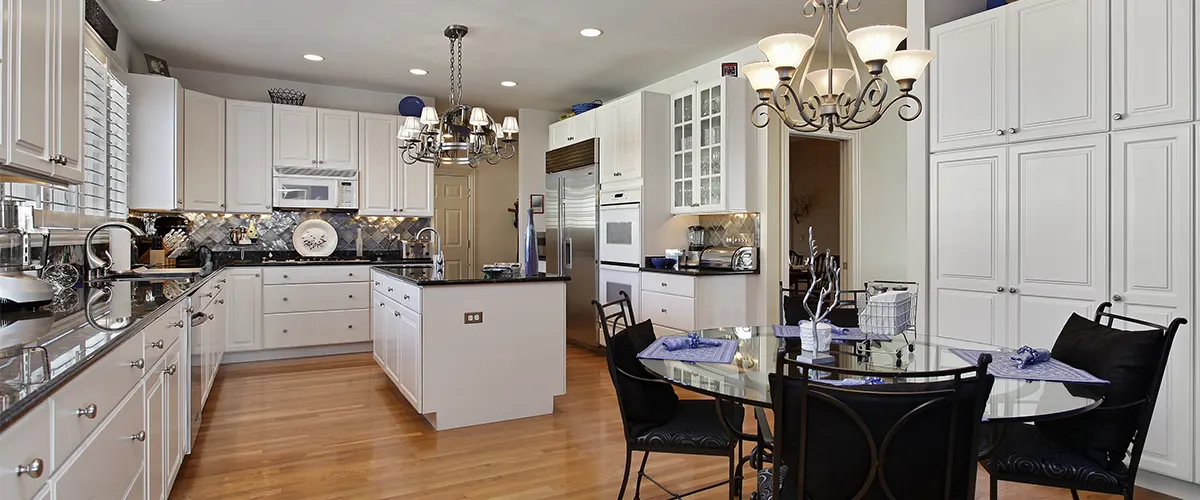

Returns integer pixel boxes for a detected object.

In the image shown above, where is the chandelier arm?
[838,94,922,131]
[844,0,863,13]
[834,5,865,102]
[835,75,888,127]
[772,82,823,130]
[802,0,818,18]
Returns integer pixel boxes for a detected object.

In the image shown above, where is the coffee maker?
[0,201,53,310]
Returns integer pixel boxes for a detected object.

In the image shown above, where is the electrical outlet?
[464,312,483,324]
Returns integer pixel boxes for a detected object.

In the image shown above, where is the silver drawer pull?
[131,431,147,442]
[164,364,177,376]
[348,295,354,299]
[217,299,225,304]
[283,274,289,278]
[283,297,289,301]
[403,295,410,300]
[171,320,185,328]
[387,287,393,292]
[76,404,98,419]
[130,358,145,369]
[15,458,44,478]
[149,340,165,349]
[661,308,667,313]
[661,282,667,287]
[394,312,400,317]
[208,314,215,320]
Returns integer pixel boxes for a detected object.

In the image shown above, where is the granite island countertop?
[371,266,571,286]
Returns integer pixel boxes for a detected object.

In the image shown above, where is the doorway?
[434,170,475,279]
[781,131,857,290]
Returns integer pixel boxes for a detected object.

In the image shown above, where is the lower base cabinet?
[371,283,422,412]
[146,342,183,500]
[54,386,146,500]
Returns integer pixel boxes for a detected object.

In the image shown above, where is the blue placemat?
[950,348,1109,384]
[773,325,890,342]
[637,336,739,364]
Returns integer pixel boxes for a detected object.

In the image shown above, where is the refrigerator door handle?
[564,236,573,270]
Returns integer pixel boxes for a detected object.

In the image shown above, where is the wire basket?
[856,290,913,336]
[268,88,306,106]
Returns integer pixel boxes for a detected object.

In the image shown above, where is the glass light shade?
[886,50,935,81]
[469,107,489,127]
[742,61,778,91]
[757,33,815,70]
[846,25,908,63]
[805,68,855,97]
[501,116,520,134]
[419,106,440,125]
[398,116,420,140]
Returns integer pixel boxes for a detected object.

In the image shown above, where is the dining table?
[638,326,1106,423]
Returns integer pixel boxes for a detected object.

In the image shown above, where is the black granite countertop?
[640,266,759,276]
[212,250,430,267]
[372,266,571,286]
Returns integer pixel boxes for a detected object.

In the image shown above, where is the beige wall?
[789,138,841,256]
[472,155,521,266]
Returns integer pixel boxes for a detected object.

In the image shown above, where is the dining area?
[592,230,1186,500]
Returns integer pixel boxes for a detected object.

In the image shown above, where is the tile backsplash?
[144,211,430,252]
[697,213,760,247]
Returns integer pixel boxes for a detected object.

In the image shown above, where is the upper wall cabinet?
[670,77,752,215]
[930,0,1108,152]
[225,100,274,214]
[273,105,358,170]
[597,92,669,184]
[1111,0,1193,130]
[548,112,596,150]
[317,109,358,169]
[127,75,185,212]
[358,113,435,217]
[183,90,226,212]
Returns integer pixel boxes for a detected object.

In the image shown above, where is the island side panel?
[420,281,567,429]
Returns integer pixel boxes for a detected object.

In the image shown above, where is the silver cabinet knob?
[283,274,289,279]
[1113,113,1124,121]
[1112,294,1123,302]
[255,273,261,277]
[266,206,271,210]
[171,320,185,328]
[374,281,379,285]
[661,282,667,287]
[208,314,215,320]
[283,297,289,301]
[661,308,667,313]
[219,279,227,284]
[403,295,410,300]
[15,458,44,478]
[204,293,214,298]
[319,160,325,164]
[349,272,354,276]
[217,299,225,304]
[394,312,400,317]
[283,329,288,333]
[996,286,1005,292]
[1008,287,1018,294]
[76,404,98,419]
[164,364,177,375]
[131,431,147,442]
[1007,127,1017,135]
[149,340,165,349]
[348,295,354,299]
[996,129,1005,136]
[130,358,145,369]
[379,302,385,306]
[348,325,353,329]
[311,160,317,165]
[387,287,393,292]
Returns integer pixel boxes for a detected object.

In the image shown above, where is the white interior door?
[1006,134,1108,349]
[1006,0,1109,143]
[272,105,317,167]
[434,172,472,279]
[929,8,1008,152]
[1111,0,1194,130]
[317,109,358,169]
[1111,124,1194,480]
[930,148,1008,345]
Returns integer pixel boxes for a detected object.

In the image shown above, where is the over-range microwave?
[273,168,358,210]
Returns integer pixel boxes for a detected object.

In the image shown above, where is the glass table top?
[638,326,1104,423]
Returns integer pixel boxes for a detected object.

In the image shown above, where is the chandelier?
[399,25,518,167]
[743,0,935,133]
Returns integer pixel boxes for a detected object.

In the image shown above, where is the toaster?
[698,246,758,271]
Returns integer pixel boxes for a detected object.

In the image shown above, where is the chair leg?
[617,448,633,500]
[989,476,998,500]
[728,452,738,500]
[1069,490,1081,500]
[633,451,649,500]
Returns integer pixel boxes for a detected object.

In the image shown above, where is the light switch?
[464,312,483,324]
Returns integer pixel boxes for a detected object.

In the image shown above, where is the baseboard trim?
[1137,470,1200,499]
[221,342,372,364]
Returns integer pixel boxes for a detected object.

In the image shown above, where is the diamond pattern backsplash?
[144,211,431,252]
[698,212,760,247]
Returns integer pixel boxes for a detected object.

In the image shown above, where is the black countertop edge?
[371,266,571,286]
[220,258,432,268]
[639,266,760,276]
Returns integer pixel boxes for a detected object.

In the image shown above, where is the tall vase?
[524,208,538,277]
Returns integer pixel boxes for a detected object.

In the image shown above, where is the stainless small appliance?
[686,225,708,251]
[0,201,52,310]
[699,246,759,271]
[397,238,430,260]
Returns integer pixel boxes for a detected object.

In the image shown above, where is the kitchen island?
[369,266,569,430]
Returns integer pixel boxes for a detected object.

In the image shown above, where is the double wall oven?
[598,186,642,343]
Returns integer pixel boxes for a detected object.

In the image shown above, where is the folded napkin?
[1011,345,1051,369]
[818,376,887,387]
[662,332,724,351]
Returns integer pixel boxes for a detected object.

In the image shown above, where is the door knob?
[15,458,44,478]
[996,286,1004,292]
[1112,113,1124,121]
[1008,287,1018,294]
[131,431,147,442]
[1007,127,1018,135]
[1112,294,1123,302]
[76,404,98,419]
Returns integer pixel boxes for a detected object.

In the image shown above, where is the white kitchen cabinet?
[7,0,54,179]
[358,113,399,216]
[317,109,358,169]
[52,0,83,182]
[225,268,263,352]
[597,92,669,184]
[638,272,751,332]
[127,75,184,211]
[548,112,596,150]
[225,100,274,214]
[0,404,51,500]
[400,161,434,216]
[929,8,1008,152]
[166,342,185,480]
[1111,0,1193,130]
[1110,124,1194,480]
[183,90,226,212]
[273,104,318,167]
[397,304,422,411]
[670,77,752,214]
[372,289,387,368]
[383,298,401,385]
[145,359,166,500]
[53,387,145,500]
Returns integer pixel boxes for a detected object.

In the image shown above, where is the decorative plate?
[292,219,337,257]
[399,96,425,117]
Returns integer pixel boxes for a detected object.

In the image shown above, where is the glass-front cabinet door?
[670,76,747,215]
[697,82,723,210]
[671,88,694,211]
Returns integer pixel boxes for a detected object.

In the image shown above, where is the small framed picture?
[721,62,739,78]
[145,53,171,77]
[530,194,545,214]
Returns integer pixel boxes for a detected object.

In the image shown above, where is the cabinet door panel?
[400,162,434,216]
[618,96,643,179]
[273,105,317,167]
[930,148,1007,293]
[9,0,54,176]
[225,101,273,213]
[54,0,84,181]
[597,105,620,181]
[1124,305,1193,480]
[1007,0,1108,142]
[317,109,358,169]
[165,343,184,482]
[930,9,1007,152]
[1010,294,1095,348]
[225,269,263,352]
[398,307,421,412]
[670,89,696,213]
[933,288,1006,345]
[1112,0,1193,129]
[358,114,398,215]
[183,90,226,212]
[146,375,165,500]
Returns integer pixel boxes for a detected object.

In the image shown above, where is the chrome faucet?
[85,221,146,274]
[415,226,444,277]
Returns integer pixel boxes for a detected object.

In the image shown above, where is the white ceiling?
[106,0,906,111]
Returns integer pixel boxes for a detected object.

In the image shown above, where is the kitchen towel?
[950,348,1109,384]
[637,336,739,364]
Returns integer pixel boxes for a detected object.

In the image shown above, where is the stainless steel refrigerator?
[543,163,598,347]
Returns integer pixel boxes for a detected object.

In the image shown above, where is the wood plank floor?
[170,348,1178,500]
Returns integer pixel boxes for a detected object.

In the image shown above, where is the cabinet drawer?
[194,273,226,310]
[263,309,370,348]
[0,404,51,500]
[262,282,370,313]
[392,280,421,312]
[640,272,695,298]
[51,330,146,470]
[263,265,369,285]
[54,388,146,500]
[641,291,695,331]
[142,303,186,371]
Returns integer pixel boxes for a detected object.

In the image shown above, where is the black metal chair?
[779,281,864,327]
[980,302,1187,500]
[592,292,745,499]
[754,351,994,500]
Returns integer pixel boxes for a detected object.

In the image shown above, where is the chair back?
[779,281,864,327]
[593,294,679,443]
[593,291,636,343]
[768,353,994,500]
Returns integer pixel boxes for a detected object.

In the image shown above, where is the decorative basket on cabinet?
[268,88,306,106]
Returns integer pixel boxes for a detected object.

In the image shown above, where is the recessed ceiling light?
[302,54,324,61]
[410,68,428,75]
[501,81,518,87]
[580,28,603,37]
[145,0,164,2]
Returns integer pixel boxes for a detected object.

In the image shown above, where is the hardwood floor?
[171,348,1178,500]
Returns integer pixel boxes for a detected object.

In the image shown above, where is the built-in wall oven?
[598,187,641,266]
[598,264,640,346]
